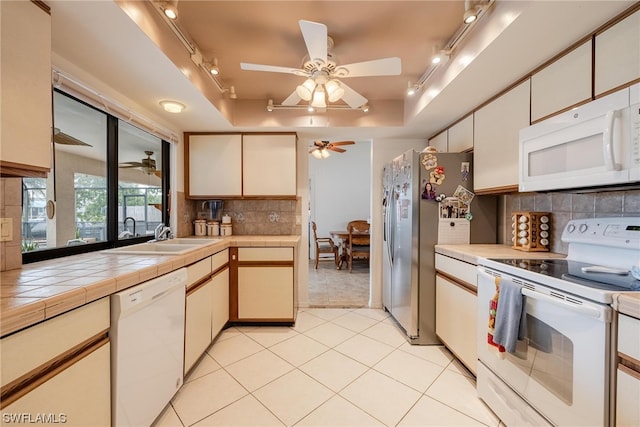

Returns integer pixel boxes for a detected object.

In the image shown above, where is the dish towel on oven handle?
[492,275,526,353]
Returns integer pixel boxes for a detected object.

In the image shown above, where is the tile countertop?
[0,235,300,337]
[615,293,640,319]
[435,244,566,265]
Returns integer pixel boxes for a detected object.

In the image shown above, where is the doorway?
[307,140,372,307]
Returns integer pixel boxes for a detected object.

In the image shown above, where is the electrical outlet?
[0,218,13,242]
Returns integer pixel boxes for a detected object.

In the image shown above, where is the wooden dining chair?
[346,220,370,272]
[312,221,338,269]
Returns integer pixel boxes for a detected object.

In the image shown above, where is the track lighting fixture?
[267,99,274,112]
[406,81,418,96]
[207,58,220,75]
[265,100,370,112]
[431,46,450,65]
[162,0,178,20]
[463,0,491,24]
[228,86,237,99]
[361,104,370,113]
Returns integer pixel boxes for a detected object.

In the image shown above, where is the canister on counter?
[207,221,220,236]
[221,223,232,236]
[194,219,207,236]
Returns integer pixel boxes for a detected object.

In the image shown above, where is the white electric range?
[477,217,640,427]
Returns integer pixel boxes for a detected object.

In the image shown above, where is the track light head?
[162,0,178,19]
[267,99,274,112]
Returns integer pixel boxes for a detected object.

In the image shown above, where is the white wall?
[309,141,372,253]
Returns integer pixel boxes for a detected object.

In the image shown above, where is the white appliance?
[477,218,640,427]
[519,83,640,192]
[382,150,496,344]
[111,268,187,427]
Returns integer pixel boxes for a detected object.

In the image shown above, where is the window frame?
[22,90,170,264]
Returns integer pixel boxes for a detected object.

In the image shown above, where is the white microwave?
[519,83,640,192]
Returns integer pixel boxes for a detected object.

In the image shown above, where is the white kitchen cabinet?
[616,313,640,427]
[531,41,592,122]
[184,251,229,374]
[2,343,111,426]
[185,278,214,373]
[435,253,478,375]
[186,133,297,198]
[233,247,295,322]
[473,80,530,193]
[242,134,297,196]
[0,298,110,426]
[0,1,51,177]
[428,130,448,152]
[187,134,242,197]
[447,114,474,153]
[595,10,640,96]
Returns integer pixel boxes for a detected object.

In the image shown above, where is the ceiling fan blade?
[282,90,302,106]
[240,62,306,76]
[339,82,368,109]
[337,57,402,78]
[328,146,346,153]
[328,141,355,146]
[299,20,327,63]
[119,164,142,168]
[53,130,92,147]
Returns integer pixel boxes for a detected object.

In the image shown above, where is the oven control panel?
[562,218,640,249]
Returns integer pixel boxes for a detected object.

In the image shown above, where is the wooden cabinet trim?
[229,247,239,321]
[0,160,49,178]
[185,263,229,296]
[0,331,109,409]
[475,185,519,195]
[436,271,477,295]
[237,261,295,268]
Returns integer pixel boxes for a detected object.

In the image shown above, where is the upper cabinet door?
[242,134,297,196]
[473,80,531,193]
[595,10,640,96]
[531,41,592,122]
[187,134,242,197]
[428,131,448,152]
[447,115,474,153]
[0,1,51,176]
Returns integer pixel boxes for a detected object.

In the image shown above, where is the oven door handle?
[521,288,605,320]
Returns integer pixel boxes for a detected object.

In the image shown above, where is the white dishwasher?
[111,268,187,427]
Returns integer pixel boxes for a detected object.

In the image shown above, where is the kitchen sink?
[158,238,222,245]
[104,238,222,255]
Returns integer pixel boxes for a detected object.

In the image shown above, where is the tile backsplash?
[1,178,23,271]
[178,194,301,237]
[502,189,640,254]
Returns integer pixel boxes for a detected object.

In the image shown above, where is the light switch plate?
[0,218,13,242]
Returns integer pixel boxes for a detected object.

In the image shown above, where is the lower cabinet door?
[211,268,229,339]
[238,266,293,320]
[435,275,477,374]
[184,280,213,373]
[617,366,640,427]
[2,342,111,426]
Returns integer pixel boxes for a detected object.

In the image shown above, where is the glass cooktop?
[489,258,640,291]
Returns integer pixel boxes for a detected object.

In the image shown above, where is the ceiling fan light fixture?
[159,100,185,113]
[311,86,327,108]
[296,78,316,101]
[325,79,344,103]
[311,148,331,159]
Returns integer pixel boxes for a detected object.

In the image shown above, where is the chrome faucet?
[154,224,172,241]
[123,216,136,238]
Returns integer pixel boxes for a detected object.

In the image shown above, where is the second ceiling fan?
[241,20,401,109]
[309,140,354,158]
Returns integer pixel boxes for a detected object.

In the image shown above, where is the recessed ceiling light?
[159,100,185,113]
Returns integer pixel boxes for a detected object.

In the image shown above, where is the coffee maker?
[199,200,224,221]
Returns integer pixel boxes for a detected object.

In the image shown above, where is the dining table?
[330,230,370,270]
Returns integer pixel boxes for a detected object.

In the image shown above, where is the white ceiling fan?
[240,20,401,109]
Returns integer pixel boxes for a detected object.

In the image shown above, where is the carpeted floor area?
[307,259,370,307]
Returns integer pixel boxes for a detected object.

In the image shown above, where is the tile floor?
[154,308,501,427]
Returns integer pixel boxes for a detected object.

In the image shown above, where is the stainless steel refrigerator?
[382,149,496,344]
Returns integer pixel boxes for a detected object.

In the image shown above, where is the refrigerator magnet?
[429,166,445,185]
[421,154,438,170]
[461,162,470,181]
[453,185,475,205]
[421,179,437,200]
